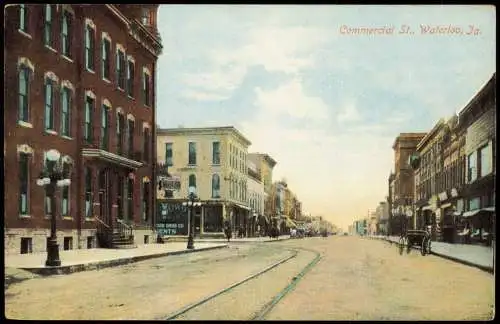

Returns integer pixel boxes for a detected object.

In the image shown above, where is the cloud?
[180,25,330,101]
[253,78,330,122]
[337,100,362,123]
[180,89,229,101]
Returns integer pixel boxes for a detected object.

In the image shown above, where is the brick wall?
[465,108,495,154]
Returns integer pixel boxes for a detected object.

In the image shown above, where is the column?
[200,205,205,236]
[186,206,191,237]
[109,170,117,229]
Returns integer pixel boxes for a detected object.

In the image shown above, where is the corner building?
[4,4,162,254]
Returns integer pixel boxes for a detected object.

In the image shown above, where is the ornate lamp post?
[183,186,201,249]
[36,149,72,267]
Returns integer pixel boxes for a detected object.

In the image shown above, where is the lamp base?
[45,239,61,267]
[186,235,195,249]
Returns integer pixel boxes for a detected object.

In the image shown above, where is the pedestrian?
[224,221,232,242]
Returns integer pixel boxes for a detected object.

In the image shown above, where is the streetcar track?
[162,246,322,321]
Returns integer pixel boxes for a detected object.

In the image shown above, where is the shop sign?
[438,191,448,202]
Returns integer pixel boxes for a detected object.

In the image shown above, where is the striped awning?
[463,209,481,218]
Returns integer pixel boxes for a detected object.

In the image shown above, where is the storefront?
[156,200,189,236]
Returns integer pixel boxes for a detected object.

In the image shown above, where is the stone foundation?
[133,229,157,245]
[4,228,97,255]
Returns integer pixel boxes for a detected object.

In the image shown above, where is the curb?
[19,244,228,276]
[380,237,494,274]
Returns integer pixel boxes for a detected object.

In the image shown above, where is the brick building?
[390,133,427,235]
[437,114,467,243]
[4,4,162,254]
[414,119,446,240]
[458,73,496,245]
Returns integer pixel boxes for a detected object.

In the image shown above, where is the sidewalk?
[5,242,228,276]
[197,235,291,243]
[371,235,494,273]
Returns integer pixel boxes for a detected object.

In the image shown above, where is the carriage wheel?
[427,239,432,254]
[406,238,412,254]
[398,236,406,255]
[421,238,427,256]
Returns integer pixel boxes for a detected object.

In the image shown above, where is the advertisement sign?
[156,201,188,236]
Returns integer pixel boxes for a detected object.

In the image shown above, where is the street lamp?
[36,149,72,267]
[183,186,201,249]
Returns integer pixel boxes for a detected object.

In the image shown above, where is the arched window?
[212,174,220,198]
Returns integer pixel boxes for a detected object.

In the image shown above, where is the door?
[98,169,111,226]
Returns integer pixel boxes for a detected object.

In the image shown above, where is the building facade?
[435,115,467,243]
[155,126,252,238]
[248,152,277,231]
[458,73,496,246]
[391,133,427,235]
[414,119,446,241]
[5,4,162,254]
[376,201,389,235]
[247,160,265,236]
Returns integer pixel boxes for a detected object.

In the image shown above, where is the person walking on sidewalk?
[224,221,232,242]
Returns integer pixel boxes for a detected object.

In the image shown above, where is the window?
[127,119,135,156]
[102,38,111,80]
[18,66,30,122]
[20,237,32,254]
[84,167,92,218]
[479,144,492,178]
[165,143,173,166]
[143,128,150,162]
[85,23,95,70]
[61,162,70,217]
[142,183,150,221]
[116,49,126,89]
[141,8,152,25]
[127,178,134,220]
[61,11,72,57]
[61,87,71,137]
[467,152,477,183]
[212,174,220,198]
[188,142,196,165]
[116,113,125,155]
[84,96,94,142]
[43,153,52,216]
[44,5,53,47]
[44,79,54,130]
[101,104,109,150]
[63,237,73,250]
[143,71,151,106]
[469,197,480,211]
[212,142,220,165]
[19,153,29,215]
[19,4,28,33]
[188,174,196,191]
[127,59,134,97]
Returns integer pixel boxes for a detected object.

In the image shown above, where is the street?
[5,236,494,320]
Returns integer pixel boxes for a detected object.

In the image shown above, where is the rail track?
[162,245,322,321]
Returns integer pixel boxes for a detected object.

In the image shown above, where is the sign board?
[156,201,188,236]
[161,175,181,190]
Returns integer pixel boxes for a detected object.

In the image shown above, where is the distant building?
[247,160,265,236]
[155,126,252,238]
[391,133,427,235]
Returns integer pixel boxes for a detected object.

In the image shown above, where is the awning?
[234,203,251,211]
[483,207,495,212]
[422,206,432,211]
[440,202,452,209]
[453,211,462,216]
[462,209,481,218]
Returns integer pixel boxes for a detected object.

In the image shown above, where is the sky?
[155,5,496,230]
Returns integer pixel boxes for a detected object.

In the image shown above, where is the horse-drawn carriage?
[398,228,432,256]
